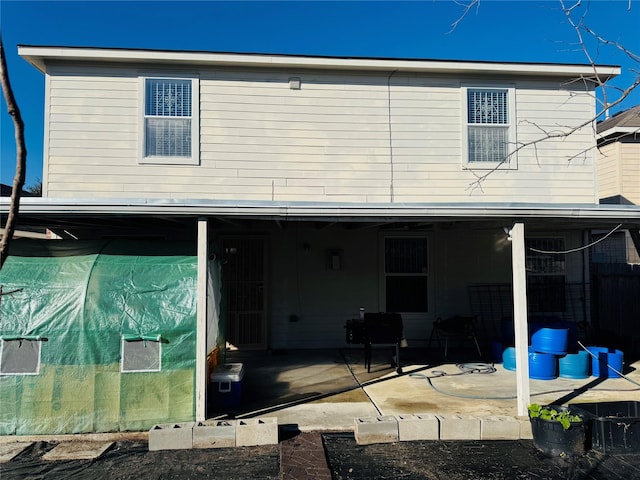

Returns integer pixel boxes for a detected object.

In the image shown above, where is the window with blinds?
[143,78,195,160]
[466,88,511,164]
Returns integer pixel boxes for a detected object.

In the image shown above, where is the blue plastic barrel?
[503,347,516,371]
[558,351,589,379]
[531,328,569,355]
[528,347,557,380]
[586,346,624,378]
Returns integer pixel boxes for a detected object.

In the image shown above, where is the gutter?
[3,198,640,224]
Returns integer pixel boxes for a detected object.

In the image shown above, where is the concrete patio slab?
[0,442,32,463]
[42,441,113,461]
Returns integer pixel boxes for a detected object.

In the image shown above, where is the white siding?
[597,142,621,200]
[620,140,640,203]
[44,64,598,203]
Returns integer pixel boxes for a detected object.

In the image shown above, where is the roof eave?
[597,126,640,140]
[17,45,621,80]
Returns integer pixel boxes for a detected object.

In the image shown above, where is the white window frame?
[462,85,517,169]
[139,74,200,165]
[121,335,162,373]
[0,337,42,376]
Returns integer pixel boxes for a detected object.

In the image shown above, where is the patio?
[208,346,640,432]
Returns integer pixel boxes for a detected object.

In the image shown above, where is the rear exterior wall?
[43,62,598,204]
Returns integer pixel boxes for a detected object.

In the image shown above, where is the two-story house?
[2,46,639,434]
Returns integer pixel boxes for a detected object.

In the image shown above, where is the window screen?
[467,89,509,163]
[144,78,192,158]
[0,339,41,375]
[121,338,161,373]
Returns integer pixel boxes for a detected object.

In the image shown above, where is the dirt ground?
[324,435,640,480]
[1,440,280,479]
[2,434,640,480]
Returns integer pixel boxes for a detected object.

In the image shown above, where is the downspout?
[387,70,397,203]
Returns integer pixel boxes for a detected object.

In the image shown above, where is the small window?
[0,338,42,375]
[384,237,428,312]
[464,87,516,167]
[121,336,161,373]
[140,76,199,165]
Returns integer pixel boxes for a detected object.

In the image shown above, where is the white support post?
[196,218,209,421]
[511,222,530,417]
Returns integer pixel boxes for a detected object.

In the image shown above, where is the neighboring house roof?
[597,105,640,139]
[18,45,621,80]
[0,184,13,197]
[0,183,36,197]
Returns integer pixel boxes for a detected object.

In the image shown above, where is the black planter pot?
[529,406,587,457]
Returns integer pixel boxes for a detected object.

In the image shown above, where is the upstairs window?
[141,77,199,164]
[464,87,516,167]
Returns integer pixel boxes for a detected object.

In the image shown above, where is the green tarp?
[0,239,202,434]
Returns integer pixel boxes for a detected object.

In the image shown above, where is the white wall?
[44,63,598,203]
[262,224,588,349]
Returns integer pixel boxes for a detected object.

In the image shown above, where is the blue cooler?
[209,363,244,408]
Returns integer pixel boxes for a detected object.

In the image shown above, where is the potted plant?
[528,404,587,457]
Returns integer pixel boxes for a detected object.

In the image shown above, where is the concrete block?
[235,417,278,446]
[148,422,194,451]
[397,414,439,441]
[481,416,521,440]
[193,419,236,449]
[354,416,398,445]
[436,414,481,440]
[518,416,533,439]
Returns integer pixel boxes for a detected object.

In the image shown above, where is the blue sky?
[1,0,639,188]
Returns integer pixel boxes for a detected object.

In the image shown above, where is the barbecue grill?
[345,312,404,373]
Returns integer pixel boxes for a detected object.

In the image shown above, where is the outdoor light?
[289,77,301,90]
[503,227,513,241]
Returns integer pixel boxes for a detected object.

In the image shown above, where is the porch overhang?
[4,197,640,225]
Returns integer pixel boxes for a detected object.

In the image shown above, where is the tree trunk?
[0,36,27,270]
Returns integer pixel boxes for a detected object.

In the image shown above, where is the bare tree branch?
[448,0,480,33]
[0,35,27,270]
[465,0,639,192]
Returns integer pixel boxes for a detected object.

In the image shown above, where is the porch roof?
[5,197,640,229]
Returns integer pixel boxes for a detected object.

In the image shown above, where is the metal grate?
[468,89,508,124]
[467,88,509,163]
[223,238,266,348]
[144,78,192,157]
[468,282,589,342]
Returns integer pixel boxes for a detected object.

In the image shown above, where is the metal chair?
[428,315,482,358]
